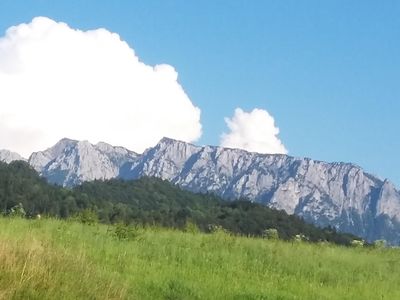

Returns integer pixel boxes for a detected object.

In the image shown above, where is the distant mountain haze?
[0,149,26,164]
[1,137,400,244]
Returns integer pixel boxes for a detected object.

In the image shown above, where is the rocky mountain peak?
[0,149,26,163]
[28,138,138,186]
[152,137,200,155]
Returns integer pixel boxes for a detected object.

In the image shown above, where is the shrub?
[262,228,279,240]
[294,234,309,243]
[184,221,200,234]
[207,224,228,235]
[74,209,98,225]
[111,223,141,241]
[351,239,365,248]
[373,239,386,249]
[8,203,26,218]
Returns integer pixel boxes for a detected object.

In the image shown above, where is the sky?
[0,1,399,185]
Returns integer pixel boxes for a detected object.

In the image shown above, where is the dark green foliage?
[263,228,279,240]
[74,209,98,225]
[0,161,64,217]
[111,223,141,241]
[0,161,360,245]
[8,202,26,217]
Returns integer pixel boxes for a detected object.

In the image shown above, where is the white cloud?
[0,17,202,157]
[220,108,288,154]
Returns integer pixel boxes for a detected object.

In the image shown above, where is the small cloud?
[0,17,202,156]
[220,108,288,154]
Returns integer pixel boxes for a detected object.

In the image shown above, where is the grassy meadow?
[0,217,399,299]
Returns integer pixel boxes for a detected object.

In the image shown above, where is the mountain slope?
[29,138,138,186]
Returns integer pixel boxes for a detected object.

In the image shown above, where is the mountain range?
[1,137,400,244]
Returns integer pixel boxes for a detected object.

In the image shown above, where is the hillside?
[0,161,359,245]
[1,218,399,299]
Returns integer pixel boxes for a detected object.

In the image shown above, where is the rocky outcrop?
[0,149,26,163]
[28,138,138,186]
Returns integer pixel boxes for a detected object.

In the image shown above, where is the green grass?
[0,218,399,299]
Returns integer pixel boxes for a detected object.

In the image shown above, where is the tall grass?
[0,217,399,299]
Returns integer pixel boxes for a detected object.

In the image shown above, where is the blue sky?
[0,0,399,185]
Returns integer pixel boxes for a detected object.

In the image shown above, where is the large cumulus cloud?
[220,108,287,154]
[0,17,202,156]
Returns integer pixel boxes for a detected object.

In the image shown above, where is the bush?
[111,223,141,241]
[351,239,365,248]
[184,221,200,234]
[207,224,229,235]
[373,239,386,249]
[8,203,26,218]
[262,228,279,240]
[74,209,98,225]
[294,234,309,243]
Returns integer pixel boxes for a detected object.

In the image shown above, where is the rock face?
[3,137,400,244]
[0,149,26,163]
[122,138,400,244]
[28,138,138,187]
